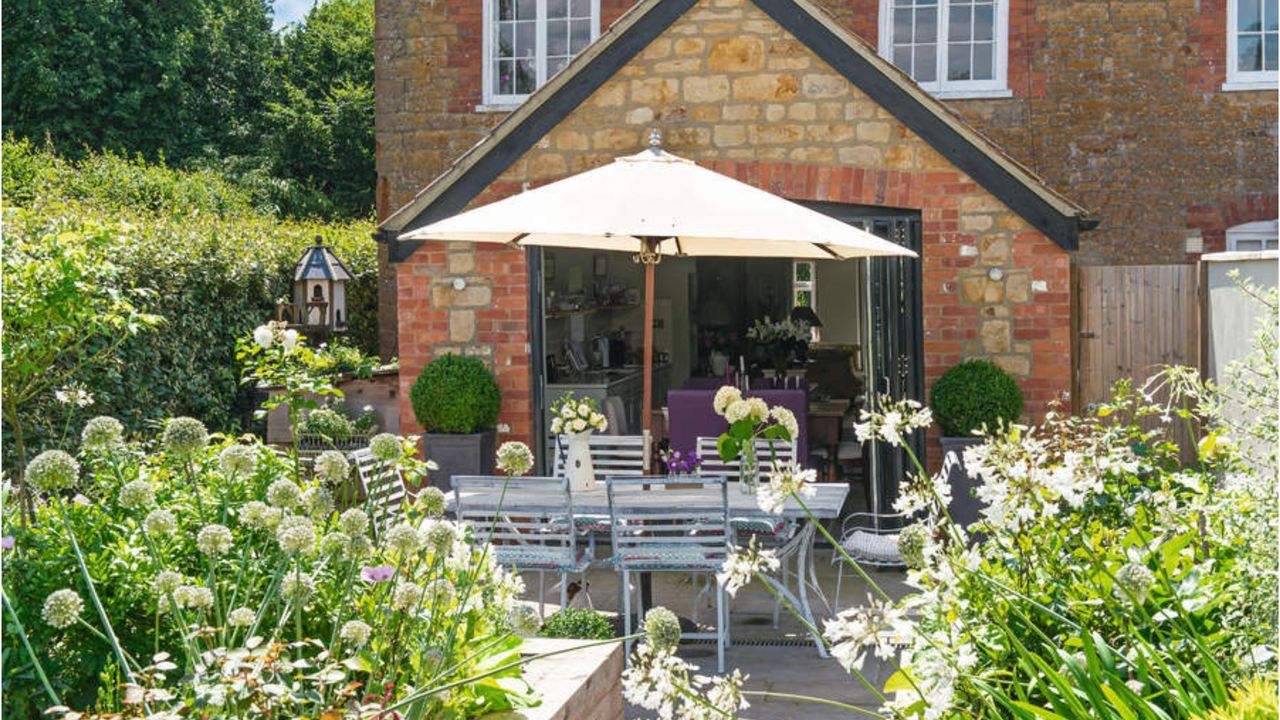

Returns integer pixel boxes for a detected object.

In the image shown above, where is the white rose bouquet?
[549,392,608,436]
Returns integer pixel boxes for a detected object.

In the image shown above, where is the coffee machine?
[592,335,627,368]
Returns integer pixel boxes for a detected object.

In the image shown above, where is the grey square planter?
[940,436,985,529]
[422,430,496,490]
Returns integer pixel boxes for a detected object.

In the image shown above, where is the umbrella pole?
[642,258,655,438]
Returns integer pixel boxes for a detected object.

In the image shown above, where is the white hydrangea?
[769,405,800,441]
[713,386,742,416]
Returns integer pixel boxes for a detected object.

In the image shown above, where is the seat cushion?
[840,530,901,563]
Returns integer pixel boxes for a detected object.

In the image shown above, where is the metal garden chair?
[349,447,408,536]
[607,475,731,673]
[832,512,911,610]
[453,475,591,617]
[552,432,650,558]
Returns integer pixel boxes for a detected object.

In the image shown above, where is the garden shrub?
[1,140,380,474]
[540,607,615,641]
[1196,676,1278,720]
[299,407,357,442]
[929,358,1024,436]
[410,354,502,434]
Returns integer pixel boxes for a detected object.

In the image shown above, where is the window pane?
[571,19,592,51]
[915,44,937,80]
[973,42,993,79]
[1268,0,1278,30]
[548,57,568,76]
[796,290,812,307]
[915,6,937,42]
[795,263,812,282]
[1266,32,1278,69]
[1235,238,1264,250]
[1240,0,1262,31]
[893,45,914,74]
[1239,34,1263,71]
[516,0,536,19]
[948,43,971,79]
[498,60,513,94]
[516,20,535,57]
[499,23,514,57]
[548,20,568,56]
[515,58,536,93]
[547,0,567,19]
[498,0,513,21]
[950,5,972,41]
[974,4,994,41]
[893,8,913,43]
[571,0,590,16]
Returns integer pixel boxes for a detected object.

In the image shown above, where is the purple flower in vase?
[361,564,395,583]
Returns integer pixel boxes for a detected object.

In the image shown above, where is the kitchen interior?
[539,247,871,452]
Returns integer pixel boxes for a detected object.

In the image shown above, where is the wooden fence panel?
[1075,265,1200,409]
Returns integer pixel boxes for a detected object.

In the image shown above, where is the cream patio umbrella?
[400,132,917,435]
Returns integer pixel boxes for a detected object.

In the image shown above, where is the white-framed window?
[481,0,599,108]
[1226,219,1279,250]
[792,261,821,342]
[878,0,1010,98]
[1225,0,1279,90]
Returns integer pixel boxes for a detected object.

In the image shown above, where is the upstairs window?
[878,0,1009,98]
[1226,0,1278,89]
[483,0,599,107]
[1226,220,1279,251]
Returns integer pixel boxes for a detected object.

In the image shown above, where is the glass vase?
[739,441,759,494]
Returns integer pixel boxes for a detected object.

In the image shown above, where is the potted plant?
[410,353,502,488]
[929,359,1024,527]
[746,316,811,378]
[549,392,607,491]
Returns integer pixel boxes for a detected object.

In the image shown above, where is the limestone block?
[855,122,892,143]
[432,284,491,308]
[625,107,656,125]
[802,73,850,98]
[447,252,474,274]
[714,124,748,146]
[732,73,799,101]
[838,146,882,165]
[592,128,640,151]
[980,319,1011,353]
[708,36,765,72]
[673,37,706,55]
[992,354,1030,377]
[449,310,475,342]
[630,78,679,104]
[684,75,731,103]
[1004,271,1031,303]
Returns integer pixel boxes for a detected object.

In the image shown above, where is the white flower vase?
[564,430,595,492]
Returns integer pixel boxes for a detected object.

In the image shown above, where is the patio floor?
[517,545,912,719]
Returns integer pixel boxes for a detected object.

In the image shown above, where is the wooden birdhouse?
[293,236,353,332]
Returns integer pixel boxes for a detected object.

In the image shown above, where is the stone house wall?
[391,0,1074,459]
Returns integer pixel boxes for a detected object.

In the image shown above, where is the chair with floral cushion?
[453,475,591,617]
[607,475,732,673]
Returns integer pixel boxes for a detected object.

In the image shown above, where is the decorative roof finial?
[648,128,662,151]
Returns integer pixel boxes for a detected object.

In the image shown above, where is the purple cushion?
[667,388,807,458]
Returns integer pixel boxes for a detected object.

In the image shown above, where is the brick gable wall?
[391,0,1072,465]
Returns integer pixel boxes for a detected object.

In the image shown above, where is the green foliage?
[540,608,615,641]
[929,359,1024,436]
[0,141,378,474]
[410,355,502,434]
[300,407,357,442]
[1197,676,1278,720]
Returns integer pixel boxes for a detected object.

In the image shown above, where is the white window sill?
[475,102,524,113]
[1221,79,1278,92]
[929,87,1014,100]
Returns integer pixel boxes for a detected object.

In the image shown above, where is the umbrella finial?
[648,128,662,151]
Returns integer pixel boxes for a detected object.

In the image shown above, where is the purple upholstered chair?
[666,388,808,460]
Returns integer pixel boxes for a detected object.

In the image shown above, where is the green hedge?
[1,140,379,468]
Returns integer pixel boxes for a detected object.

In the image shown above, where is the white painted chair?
[552,433,651,560]
[349,448,408,536]
[832,512,910,611]
[607,475,732,673]
[453,475,591,617]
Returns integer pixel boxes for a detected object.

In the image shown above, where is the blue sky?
[272,0,315,29]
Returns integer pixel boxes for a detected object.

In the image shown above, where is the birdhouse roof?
[294,241,353,282]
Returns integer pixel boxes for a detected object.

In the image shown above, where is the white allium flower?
[253,325,274,348]
[320,532,349,556]
[276,515,316,555]
[227,607,256,627]
[154,570,185,595]
[713,386,742,416]
[392,581,424,612]
[369,433,402,463]
[338,620,372,647]
[281,329,299,353]
[823,597,914,672]
[42,589,84,629]
[718,538,779,597]
[416,486,446,518]
[266,479,302,509]
[314,450,349,483]
[302,486,334,519]
[345,534,373,560]
[218,445,257,476]
[496,441,535,476]
[339,508,369,536]
[81,416,124,452]
[1114,562,1155,605]
[643,607,681,652]
[769,406,800,441]
[144,508,178,536]
[162,417,208,459]
[385,523,422,555]
[508,604,542,637]
[424,578,456,607]
[280,571,316,604]
[756,462,816,514]
[26,450,80,493]
[118,480,156,511]
[423,520,457,551]
[239,501,282,531]
[175,585,214,611]
[196,524,233,556]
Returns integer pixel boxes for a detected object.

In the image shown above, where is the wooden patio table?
[445,481,849,656]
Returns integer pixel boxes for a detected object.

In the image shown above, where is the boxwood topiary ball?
[410,354,501,434]
[929,359,1024,437]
